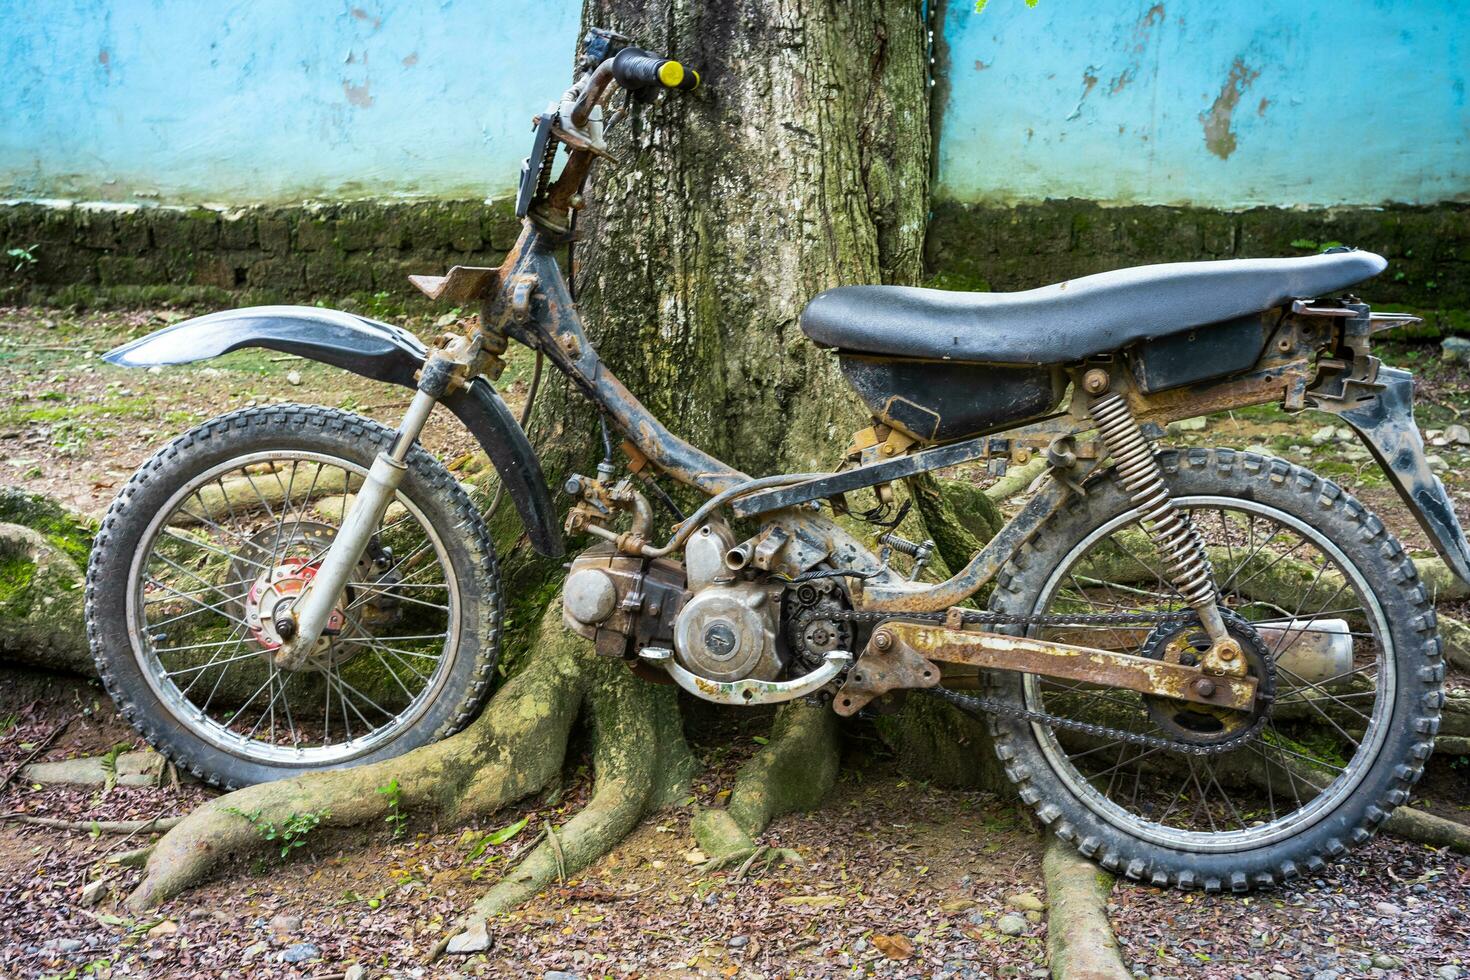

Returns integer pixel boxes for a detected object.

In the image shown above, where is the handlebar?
[610,47,700,92]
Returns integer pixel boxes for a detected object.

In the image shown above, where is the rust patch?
[1257,96,1271,117]
[974,59,990,71]
[1065,68,1100,121]
[343,80,374,108]
[402,52,419,68]
[1201,58,1260,159]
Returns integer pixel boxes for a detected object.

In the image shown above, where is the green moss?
[0,490,94,565]
[0,555,37,611]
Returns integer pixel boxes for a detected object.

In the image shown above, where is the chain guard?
[797,605,1275,757]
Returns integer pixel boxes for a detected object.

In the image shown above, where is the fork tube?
[273,385,438,667]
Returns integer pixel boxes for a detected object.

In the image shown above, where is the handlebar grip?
[611,47,700,92]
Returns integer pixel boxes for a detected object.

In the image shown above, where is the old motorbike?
[88,29,1460,892]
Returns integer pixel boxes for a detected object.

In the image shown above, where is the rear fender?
[1314,364,1470,584]
[104,306,563,557]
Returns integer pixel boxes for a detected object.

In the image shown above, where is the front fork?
[270,380,442,670]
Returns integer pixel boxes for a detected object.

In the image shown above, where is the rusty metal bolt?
[1193,677,1217,698]
[873,630,893,652]
[1217,643,1239,662]
[1082,368,1110,395]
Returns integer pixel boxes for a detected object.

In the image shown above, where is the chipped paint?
[938,0,1470,207]
[1202,58,1260,159]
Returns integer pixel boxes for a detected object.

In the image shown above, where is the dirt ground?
[0,305,1468,980]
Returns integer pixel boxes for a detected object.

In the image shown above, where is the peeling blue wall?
[2,1,1466,208]
[938,0,1470,207]
[0,1,580,204]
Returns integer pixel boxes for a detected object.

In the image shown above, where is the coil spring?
[1089,393,1217,609]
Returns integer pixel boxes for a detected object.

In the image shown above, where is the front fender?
[104,306,562,557]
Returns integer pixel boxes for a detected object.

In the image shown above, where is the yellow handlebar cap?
[657,60,686,88]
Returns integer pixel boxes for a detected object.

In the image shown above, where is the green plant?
[99,741,133,794]
[226,806,332,858]
[975,0,1038,10]
[377,778,408,838]
[5,244,39,272]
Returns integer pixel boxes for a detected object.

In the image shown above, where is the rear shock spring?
[1088,392,1217,610]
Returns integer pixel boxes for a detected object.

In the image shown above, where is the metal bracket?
[832,642,940,717]
[638,647,851,705]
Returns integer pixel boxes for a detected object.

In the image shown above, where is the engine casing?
[672,582,783,682]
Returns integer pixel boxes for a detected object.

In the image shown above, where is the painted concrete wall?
[2,1,1466,208]
[938,0,1470,208]
[0,0,581,204]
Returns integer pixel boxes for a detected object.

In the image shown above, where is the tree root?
[22,750,165,788]
[1384,804,1470,854]
[0,813,182,834]
[690,701,839,864]
[1042,836,1131,980]
[123,599,706,963]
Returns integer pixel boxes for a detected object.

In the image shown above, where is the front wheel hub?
[244,558,346,665]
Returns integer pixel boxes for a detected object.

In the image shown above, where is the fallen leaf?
[872,933,915,959]
[777,895,845,908]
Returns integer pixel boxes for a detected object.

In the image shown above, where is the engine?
[561,520,786,682]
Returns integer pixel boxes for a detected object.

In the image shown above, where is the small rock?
[344,966,367,980]
[1442,336,1470,364]
[1371,954,1403,971]
[1449,424,1470,446]
[1245,443,1273,456]
[269,913,302,935]
[282,943,321,964]
[1435,966,1462,980]
[543,973,581,980]
[79,879,108,907]
[287,369,302,386]
[728,935,750,949]
[1312,971,1340,980]
[996,913,1027,936]
[146,920,179,939]
[1426,454,1449,474]
[683,848,708,865]
[1024,910,1043,923]
[147,365,163,375]
[241,942,269,962]
[1309,425,1339,445]
[446,920,491,954]
[1168,416,1208,433]
[1006,892,1045,912]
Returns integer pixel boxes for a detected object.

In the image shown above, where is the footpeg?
[638,648,851,705]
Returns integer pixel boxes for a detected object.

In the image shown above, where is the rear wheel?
[987,447,1443,890]
[86,405,502,789]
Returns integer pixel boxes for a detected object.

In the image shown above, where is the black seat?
[800,251,1386,364]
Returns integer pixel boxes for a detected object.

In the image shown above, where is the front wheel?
[86,404,502,789]
[988,447,1443,891]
